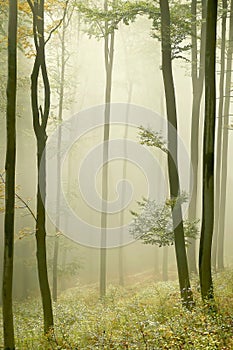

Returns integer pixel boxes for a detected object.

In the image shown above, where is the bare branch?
[0,173,36,222]
[44,0,70,45]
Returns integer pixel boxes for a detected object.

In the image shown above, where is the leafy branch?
[138,126,168,153]
[130,196,199,247]
[76,0,191,60]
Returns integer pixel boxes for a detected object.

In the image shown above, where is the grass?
[1,270,233,349]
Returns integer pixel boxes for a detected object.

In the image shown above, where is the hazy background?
[0,13,233,299]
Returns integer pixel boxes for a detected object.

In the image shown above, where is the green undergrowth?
[1,270,233,349]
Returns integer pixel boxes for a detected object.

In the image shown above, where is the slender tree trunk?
[53,7,67,303]
[199,0,217,302]
[28,0,54,333]
[52,234,59,302]
[2,1,17,348]
[212,0,227,271]
[60,243,68,290]
[36,139,54,333]
[159,91,168,281]
[218,0,233,270]
[162,246,168,281]
[154,247,159,275]
[187,0,206,275]
[159,0,193,309]
[118,83,132,286]
[100,0,115,298]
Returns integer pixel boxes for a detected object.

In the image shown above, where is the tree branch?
[0,173,36,222]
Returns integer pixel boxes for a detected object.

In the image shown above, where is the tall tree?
[187,0,206,275]
[100,0,115,298]
[217,0,233,270]
[52,0,72,303]
[118,95,131,287]
[159,0,193,308]
[27,0,54,334]
[199,0,218,301]
[212,0,228,271]
[74,0,116,298]
[2,0,17,348]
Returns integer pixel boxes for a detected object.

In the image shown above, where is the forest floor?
[0,270,233,349]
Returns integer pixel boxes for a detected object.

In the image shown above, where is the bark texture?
[199,0,217,301]
[2,1,17,348]
[28,0,54,333]
[159,0,193,308]
[100,0,115,298]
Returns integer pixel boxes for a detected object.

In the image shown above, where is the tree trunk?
[199,0,217,302]
[2,1,17,348]
[28,0,54,334]
[212,0,227,272]
[118,83,132,286]
[154,247,159,276]
[159,0,193,309]
[53,5,67,303]
[36,137,54,333]
[100,0,115,298]
[52,235,59,302]
[217,0,233,270]
[162,246,168,281]
[187,0,206,275]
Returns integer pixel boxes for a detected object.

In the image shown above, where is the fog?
[1,8,233,302]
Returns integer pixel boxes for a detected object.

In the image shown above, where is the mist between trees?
[1,0,233,349]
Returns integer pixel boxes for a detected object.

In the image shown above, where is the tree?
[100,0,115,298]
[187,0,206,275]
[217,0,233,270]
[159,0,194,308]
[199,0,218,302]
[118,83,132,287]
[2,0,17,348]
[50,0,73,303]
[77,0,116,298]
[212,0,228,271]
[27,0,54,334]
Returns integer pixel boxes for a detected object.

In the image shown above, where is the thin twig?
[44,0,70,45]
[0,173,36,222]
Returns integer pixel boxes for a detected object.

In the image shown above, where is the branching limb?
[0,173,36,222]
